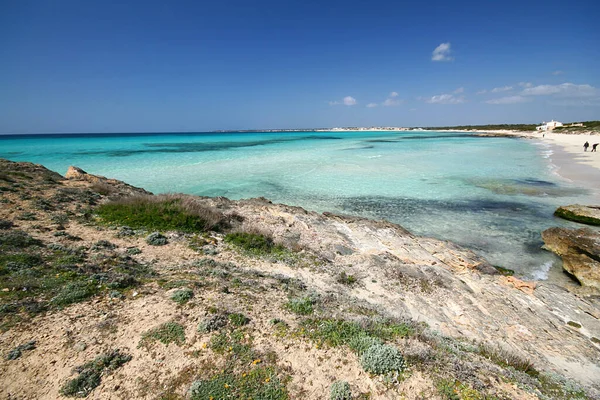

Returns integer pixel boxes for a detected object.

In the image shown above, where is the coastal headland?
[0,157,599,399]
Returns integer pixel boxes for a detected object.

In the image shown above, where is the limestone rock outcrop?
[542,227,600,289]
[65,165,152,197]
[554,204,600,226]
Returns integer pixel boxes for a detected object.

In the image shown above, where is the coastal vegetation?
[96,194,228,232]
[424,123,538,131]
[423,120,600,132]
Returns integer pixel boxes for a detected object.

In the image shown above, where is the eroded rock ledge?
[542,227,600,290]
[555,204,600,226]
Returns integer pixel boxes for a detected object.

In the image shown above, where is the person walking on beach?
[592,143,598,152]
[584,141,589,151]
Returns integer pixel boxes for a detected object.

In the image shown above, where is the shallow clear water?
[1,131,595,280]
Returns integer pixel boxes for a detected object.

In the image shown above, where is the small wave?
[368,155,382,159]
[529,260,552,281]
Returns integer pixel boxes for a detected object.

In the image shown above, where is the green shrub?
[126,247,141,255]
[330,380,352,400]
[189,367,288,400]
[139,322,185,347]
[348,335,383,356]
[337,271,357,285]
[60,349,131,397]
[50,281,97,307]
[0,230,42,249]
[285,296,316,315]
[91,240,115,250]
[0,219,13,230]
[146,232,168,246]
[302,319,363,347]
[478,344,537,376]
[228,313,250,327]
[209,329,255,363]
[170,288,194,304]
[96,194,226,232]
[5,340,36,360]
[17,212,37,221]
[197,314,228,333]
[224,232,287,255]
[0,253,43,272]
[360,344,406,375]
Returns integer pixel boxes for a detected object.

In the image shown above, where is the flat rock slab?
[554,204,600,226]
[542,227,600,289]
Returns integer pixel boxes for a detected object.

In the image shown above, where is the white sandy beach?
[536,132,600,199]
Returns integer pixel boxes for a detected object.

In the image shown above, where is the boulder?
[542,227,600,289]
[65,165,89,180]
[554,204,600,226]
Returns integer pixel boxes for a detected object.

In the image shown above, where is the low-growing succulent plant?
[0,219,14,230]
[50,281,97,307]
[146,232,168,246]
[228,312,250,327]
[197,314,228,333]
[5,340,36,360]
[126,247,142,255]
[330,380,352,400]
[91,240,116,250]
[60,349,132,397]
[139,322,185,347]
[348,335,383,356]
[360,343,406,375]
[285,295,317,315]
[116,226,135,237]
[170,288,194,304]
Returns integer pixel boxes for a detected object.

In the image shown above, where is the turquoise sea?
[1,130,596,281]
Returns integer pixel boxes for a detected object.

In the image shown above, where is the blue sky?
[0,0,598,133]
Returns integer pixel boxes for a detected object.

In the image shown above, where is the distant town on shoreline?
[212,120,600,134]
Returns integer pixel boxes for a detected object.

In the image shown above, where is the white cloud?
[552,70,564,75]
[521,83,597,98]
[485,96,530,105]
[426,93,465,104]
[432,42,453,61]
[491,86,513,93]
[366,103,378,108]
[476,90,487,95]
[382,98,402,106]
[518,82,533,88]
[343,96,357,106]
[454,87,464,94]
[330,96,357,106]
[389,91,399,97]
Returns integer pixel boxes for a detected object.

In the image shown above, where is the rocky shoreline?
[1,159,599,399]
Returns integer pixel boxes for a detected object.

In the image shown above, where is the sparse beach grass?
[96,194,227,232]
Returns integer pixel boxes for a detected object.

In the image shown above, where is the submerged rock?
[542,227,600,289]
[554,204,600,226]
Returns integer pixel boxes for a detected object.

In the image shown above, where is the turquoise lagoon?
[1,130,596,281]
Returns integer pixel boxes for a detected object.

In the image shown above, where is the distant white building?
[536,120,563,131]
